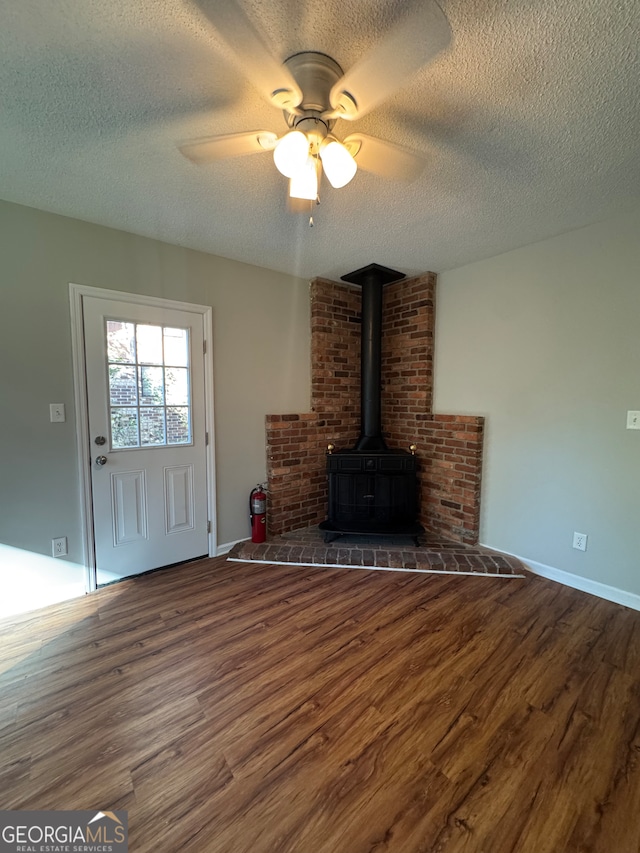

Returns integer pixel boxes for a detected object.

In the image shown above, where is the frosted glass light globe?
[320,139,357,188]
[289,157,318,200]
[273,131,309,178]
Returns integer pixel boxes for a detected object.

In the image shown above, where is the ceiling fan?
[180,0,451,206]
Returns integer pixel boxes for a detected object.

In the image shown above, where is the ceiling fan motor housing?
[285,52,343,112]
[282,51,346,147]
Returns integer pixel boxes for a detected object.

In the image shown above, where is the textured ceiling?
[1,0,639,280]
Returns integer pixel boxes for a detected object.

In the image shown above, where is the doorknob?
[95,455,108,467]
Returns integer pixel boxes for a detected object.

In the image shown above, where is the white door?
[82,295,209,583]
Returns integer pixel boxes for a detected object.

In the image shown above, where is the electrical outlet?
[52,537,68,557]
[572,532,588,552]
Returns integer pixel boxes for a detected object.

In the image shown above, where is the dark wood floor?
[1,557,639,853]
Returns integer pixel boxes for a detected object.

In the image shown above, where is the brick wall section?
[381,272,436,446]
[310,278,361,416]
[378,272,483,542]
[265,413,358,536]
[266,272,485,544]
[266,278,361,536]
[419,415,484,544]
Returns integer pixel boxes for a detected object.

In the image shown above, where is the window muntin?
[106,321,192,449]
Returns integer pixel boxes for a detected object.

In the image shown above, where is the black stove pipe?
[341,263,406,452]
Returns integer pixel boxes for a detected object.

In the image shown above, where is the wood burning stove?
[320,263,424,544]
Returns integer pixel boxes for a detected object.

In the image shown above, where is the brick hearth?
[265,272,484,544]
[228,528,525,578]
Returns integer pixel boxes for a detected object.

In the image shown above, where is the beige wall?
[434,208,640,596]
[0,200,310,561]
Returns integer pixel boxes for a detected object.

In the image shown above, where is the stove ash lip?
[340,263,406,454]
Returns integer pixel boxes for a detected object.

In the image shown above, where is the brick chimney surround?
[265,272,484,545]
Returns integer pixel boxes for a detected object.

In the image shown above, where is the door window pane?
[111,408,139,449]
[166,407,190,445]
[109,365,137,407]
[106,320,192,450]
[107,321,136,363]
[165,367,189,405]
[139,366,165,405]
[140,408,166,446]
[136,324,163,364]
[163,327,189,366]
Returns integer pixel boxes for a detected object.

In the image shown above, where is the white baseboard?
[216,537,250,557]
[482,544,640,612]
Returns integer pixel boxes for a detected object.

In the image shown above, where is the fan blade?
[344,133,426,182]
[179,130,278,165]
[329,0,451,120]
[191,0,302,111]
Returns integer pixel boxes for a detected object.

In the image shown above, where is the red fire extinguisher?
[250,484,267,543]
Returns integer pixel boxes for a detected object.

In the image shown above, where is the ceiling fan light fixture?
[289,156,319,200]
[320,138,357,188]
[273,130,309,178]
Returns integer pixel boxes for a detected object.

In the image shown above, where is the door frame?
[69,283,217,592]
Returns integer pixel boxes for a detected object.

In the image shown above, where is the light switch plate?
[627,411,640,430]
[50,403,66,423]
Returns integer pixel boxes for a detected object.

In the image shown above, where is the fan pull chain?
[309,194,320,227]
[310,150,321,226]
